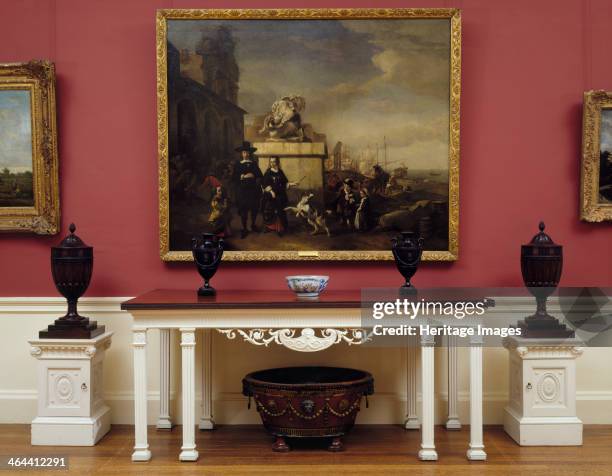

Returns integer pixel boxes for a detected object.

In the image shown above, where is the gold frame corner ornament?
[0,60,60,235]
[581,90,612,222]
[156,8,461,261]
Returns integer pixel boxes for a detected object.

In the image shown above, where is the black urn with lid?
[192,233,224,296]
[391,231,424,296]
[517,221,573,338]
[39,223,105,339]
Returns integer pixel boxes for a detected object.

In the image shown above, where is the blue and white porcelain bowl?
[286,275,329,299]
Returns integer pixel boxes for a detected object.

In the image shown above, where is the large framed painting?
[581,90,612,222]
[157,9,460,261]
[0,61,59,234]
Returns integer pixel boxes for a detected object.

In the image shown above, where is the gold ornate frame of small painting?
[157,9,461,261]
[0,61,59,234]
[581,90,612,222]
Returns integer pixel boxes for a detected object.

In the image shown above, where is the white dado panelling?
[1,297,611,425]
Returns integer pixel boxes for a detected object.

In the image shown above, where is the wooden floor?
[2,424,611,475]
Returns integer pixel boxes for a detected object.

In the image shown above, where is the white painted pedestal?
[29,332,113,446]
[503,337,583,446]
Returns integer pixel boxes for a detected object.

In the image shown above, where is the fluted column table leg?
[467,333,486,461]
[179,328,198,462]
[132,328,151,462]
[404,334,420,429]
[419,334,438,461]
[446,335,461,430]
[199,329,215,430]
[157,329,172,430]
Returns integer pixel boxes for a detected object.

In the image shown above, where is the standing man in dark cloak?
[336,178,359,230]
[261,156,297,236]
[232,141,262,239]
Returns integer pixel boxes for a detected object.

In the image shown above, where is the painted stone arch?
[222,118,233,157]
[213,70,229,101]
[201,106,221,173]
[176,99,198,156]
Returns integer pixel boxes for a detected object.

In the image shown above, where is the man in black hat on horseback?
[232,141,263,238]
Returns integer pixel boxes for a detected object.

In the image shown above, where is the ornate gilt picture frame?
[581,90,612,222]
[157,9,461,261]
[0,61,59,234]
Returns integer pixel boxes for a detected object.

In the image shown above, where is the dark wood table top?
[121,289,494,311]
[122,289,364,310]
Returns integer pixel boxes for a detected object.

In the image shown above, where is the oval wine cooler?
[242,366,374,452]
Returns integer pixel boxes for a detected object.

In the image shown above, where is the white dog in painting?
[284,193,331,237]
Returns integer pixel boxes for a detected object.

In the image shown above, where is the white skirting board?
[2,389,612,426]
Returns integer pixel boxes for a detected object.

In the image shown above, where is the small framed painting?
[157,9,461,261]
[0,61,60,234]
[581,90,612,222]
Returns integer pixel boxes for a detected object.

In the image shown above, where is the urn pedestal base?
[503,337,583,446]
[398,285,417,297]
[197,286,216,297]
[516,314,574,339]
[29,332,113,446]
[39,318,105,339]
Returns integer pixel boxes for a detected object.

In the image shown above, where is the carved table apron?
[121,290,486,463]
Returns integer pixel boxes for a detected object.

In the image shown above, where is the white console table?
[121,290,488,462]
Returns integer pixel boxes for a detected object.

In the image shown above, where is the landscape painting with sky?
[164,15,456,258]
[0,89,34,207]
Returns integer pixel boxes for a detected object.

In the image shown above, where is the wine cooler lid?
[526,221,557,246]
[54,223,91,250]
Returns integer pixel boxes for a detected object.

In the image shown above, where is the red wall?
[0,0,610,296]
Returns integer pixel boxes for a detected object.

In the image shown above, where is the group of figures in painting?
[183,140,387,240]
[169,134,450,251]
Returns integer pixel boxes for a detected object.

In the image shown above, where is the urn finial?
[530,221,554,245]
[59,222,88,248]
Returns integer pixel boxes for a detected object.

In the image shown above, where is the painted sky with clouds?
[169,18,451,170]
[0,90,32,172]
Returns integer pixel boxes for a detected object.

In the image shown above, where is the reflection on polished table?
[121,289,488,463]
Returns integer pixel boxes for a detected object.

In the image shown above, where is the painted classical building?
[167,30,246,179]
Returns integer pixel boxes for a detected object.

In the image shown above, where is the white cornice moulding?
[2,295,609,316]
[0,297,131,314]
